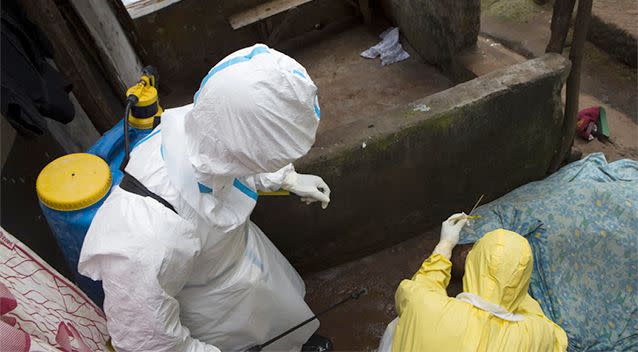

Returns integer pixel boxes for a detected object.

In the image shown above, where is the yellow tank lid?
[36,153,112,211]
[126,84,158,107]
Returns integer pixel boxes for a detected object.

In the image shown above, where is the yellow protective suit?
[392,229,568,352]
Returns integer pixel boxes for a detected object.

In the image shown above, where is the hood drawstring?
[456,292,525,322]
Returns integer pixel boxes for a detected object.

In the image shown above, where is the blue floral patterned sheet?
[460,153,638,351]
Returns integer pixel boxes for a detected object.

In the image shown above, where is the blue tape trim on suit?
[233,178,258,200]
[292,69,319,119]
[194,46,270,103]
[313,96,320,119]
[198,182,213,193]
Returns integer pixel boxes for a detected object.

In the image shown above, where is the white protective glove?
[282,171,331,209]
[433,212,469,259]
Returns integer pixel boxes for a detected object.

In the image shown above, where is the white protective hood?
[185,44,320,190]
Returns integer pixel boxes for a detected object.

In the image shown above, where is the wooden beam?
[125,0,182,20]
[548,0,593,172]
[545,0,576,53]
[229,0,313,30]
[21,0,123,133]
[69,0,143,89]
[107,0,151,65]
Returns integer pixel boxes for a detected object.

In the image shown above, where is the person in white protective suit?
[78,44,331,352]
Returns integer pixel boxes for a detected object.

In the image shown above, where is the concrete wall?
[252,54,570,273]
[131,0,356,104]
[379,0,480,71]
[131,0,481,102]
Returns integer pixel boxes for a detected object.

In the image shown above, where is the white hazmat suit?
[79,44,329,352]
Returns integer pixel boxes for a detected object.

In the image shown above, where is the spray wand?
[245,288,368,352]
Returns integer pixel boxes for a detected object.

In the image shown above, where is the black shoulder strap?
[119,172,177,214]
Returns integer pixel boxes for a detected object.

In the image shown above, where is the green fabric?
[598,107,610,138]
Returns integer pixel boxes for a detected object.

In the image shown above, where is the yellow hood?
[462,229,533,312]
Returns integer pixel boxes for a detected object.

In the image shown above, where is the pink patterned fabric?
[0,320,31,352]
[0,228,109,350]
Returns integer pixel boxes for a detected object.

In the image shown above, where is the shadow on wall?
[130,0,358,106]
[1,119,72,280]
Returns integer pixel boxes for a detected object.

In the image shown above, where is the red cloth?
[576,106,601,140]
[0,282,17,315]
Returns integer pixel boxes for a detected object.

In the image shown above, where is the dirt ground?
[592,0,637,39]
[286,24,453,134]
[302,2,637,351]
[303,227,445,351]
[303,227,472,351]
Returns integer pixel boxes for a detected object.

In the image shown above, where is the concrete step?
[458,35,527,77]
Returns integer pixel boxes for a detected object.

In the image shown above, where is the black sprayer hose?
[246,288,368,352]
[120,96,139,172]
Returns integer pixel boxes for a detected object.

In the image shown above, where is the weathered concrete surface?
[458,35,526,76]
[253,54,570,273]
[589,0,637,67]
[379,0,480,68]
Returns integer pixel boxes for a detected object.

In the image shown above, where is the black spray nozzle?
[351,288,368,300]
[142,65,159,88]
[126,94,139,105]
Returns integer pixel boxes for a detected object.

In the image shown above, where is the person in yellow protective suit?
[391,213,568,352]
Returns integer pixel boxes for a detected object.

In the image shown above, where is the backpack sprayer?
[121,66,162,171]
[245,288,368,352]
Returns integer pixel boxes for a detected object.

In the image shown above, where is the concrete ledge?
[253,53,570,273]
[589,0,637,67]
[588,15,637,68]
